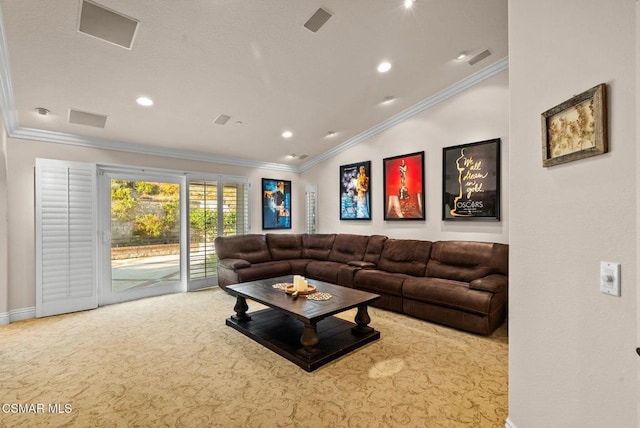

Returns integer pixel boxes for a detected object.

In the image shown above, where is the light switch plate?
[600,261,621,296]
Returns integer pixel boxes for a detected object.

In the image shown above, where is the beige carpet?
[0,288,508,428]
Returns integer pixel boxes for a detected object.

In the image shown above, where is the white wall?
[0,111,8,323]
[5,138,302,312]
[301,70,509,244]
[509,1,637,427]
[637,5,640,424]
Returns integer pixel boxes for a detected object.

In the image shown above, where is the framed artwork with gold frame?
[541,83,607,167]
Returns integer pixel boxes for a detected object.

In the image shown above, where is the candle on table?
[296,276,307,292]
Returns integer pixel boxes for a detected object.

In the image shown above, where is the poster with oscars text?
[442,138,500,221]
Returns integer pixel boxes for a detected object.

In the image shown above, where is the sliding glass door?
[97,168,249,303]
[99,171,185,304]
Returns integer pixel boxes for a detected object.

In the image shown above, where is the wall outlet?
[600,261,621,296]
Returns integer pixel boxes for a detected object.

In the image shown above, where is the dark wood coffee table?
[225,275,381,372]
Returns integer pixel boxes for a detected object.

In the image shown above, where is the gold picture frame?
[541,83,607,167]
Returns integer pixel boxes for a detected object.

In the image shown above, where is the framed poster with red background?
[382,151,425,220]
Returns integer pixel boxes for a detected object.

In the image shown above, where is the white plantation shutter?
[36,159,97,317]
[222,179,249,236]
[187,175,249,290]
[305,185,317,234]
[187,179,218,286]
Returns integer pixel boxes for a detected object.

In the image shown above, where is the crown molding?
[299,55,509,172]
[0,2,507,174]
[10,127,298,172]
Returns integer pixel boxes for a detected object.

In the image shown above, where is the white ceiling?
[0,0,508,171]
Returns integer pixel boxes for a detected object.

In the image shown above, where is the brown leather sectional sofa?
[214,233,508,335]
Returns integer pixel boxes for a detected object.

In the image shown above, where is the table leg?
[231,296,251,322]
[299,322,320,355]
[352,304,373,336]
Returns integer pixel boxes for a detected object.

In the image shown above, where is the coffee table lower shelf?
[226,308,380,372]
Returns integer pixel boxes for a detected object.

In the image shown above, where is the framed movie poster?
[383,151,425,220]
[262,178,291,229]
[442,138,500,221]
[340,161,371,220]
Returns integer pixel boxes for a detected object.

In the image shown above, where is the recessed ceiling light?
[455,51,468,61]
[377,61,392,73]
[404,0,416,8]
[136,96,153,106]
[326,131,336,137]
[35,107,50,116]
[382,96,395,104]
[282,131,293,138]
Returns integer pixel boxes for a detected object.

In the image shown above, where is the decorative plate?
[285,284,317,295]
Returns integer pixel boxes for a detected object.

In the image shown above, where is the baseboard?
[505,417,518,428]
[7,306,36,323]
[0,311,8,325]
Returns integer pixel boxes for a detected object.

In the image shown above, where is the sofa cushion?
[302,234,336,260]
[363,235,388,264]
[266,233,302,260]
[328,234,369,263]
[377,239,432,277]
[426,241,507,282]
[214,234,271,264]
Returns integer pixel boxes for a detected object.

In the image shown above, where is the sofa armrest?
[469,274,508,293]
[348,261,376,269]
[219,258,251,270]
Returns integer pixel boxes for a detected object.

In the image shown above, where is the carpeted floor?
[0,288,508,428]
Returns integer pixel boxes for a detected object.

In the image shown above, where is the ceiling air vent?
[78,0,139,49]
[468,49,491,66]
[304,8,332,33]
[213,114,231,125]
[69,109,108,128]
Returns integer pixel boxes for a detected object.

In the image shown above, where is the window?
[188,176,249,289]
[305,185,318,234]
